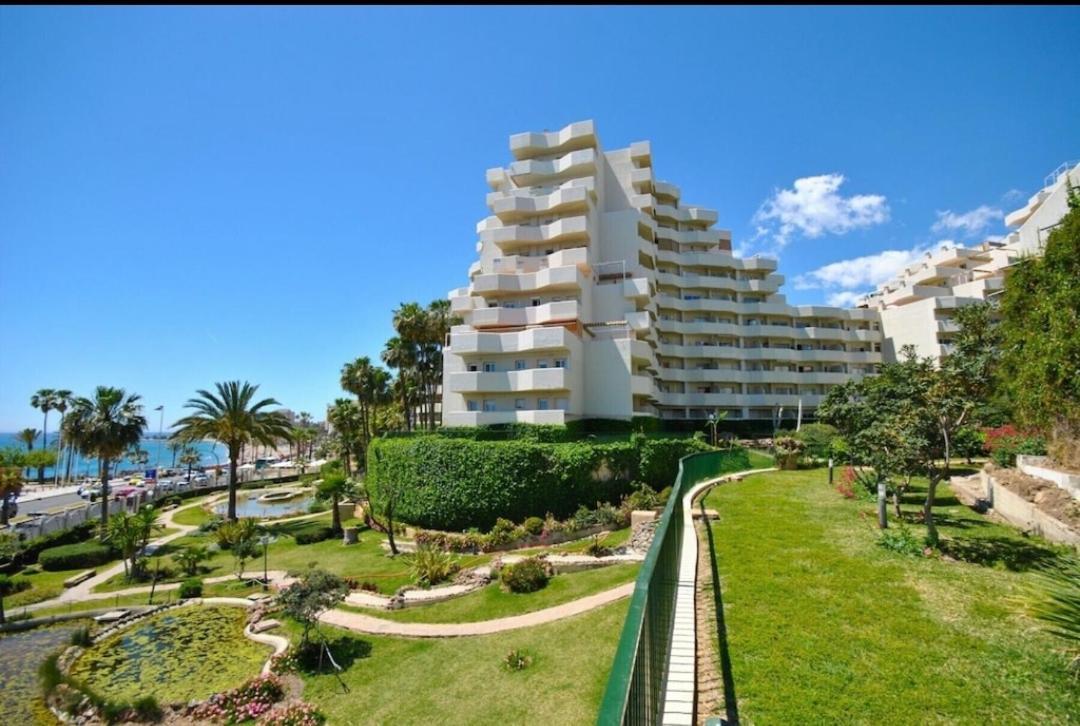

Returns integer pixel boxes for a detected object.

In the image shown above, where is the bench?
[63,570,96,588]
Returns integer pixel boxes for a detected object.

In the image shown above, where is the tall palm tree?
[326,398,362,476]
[178,446,201,482]
[30,389,57,451]
[171,381,293,521]
[382,336,417,431]
[16,428,37,479]
[67,387,147,533]
[52,390,72,485]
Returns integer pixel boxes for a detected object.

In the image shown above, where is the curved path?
[319,581,634,637]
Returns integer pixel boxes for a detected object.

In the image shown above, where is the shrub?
[584,534,612,558]
[192,673,285,723]
[623,482,661,511]
[407,546,459,588]
[983,424,1047,467]
[132,695,162,721]
[179,577,204,598]
[878,524,926,557]
[500,557,551,593]
[70,625,92,647]
[792,423,840,461]
[294,526,335,545]
[366,436,741,531]
[38,542,114,571]
[488,517,518,546]
[503,648,532,671]
[522,516,544,536]
[174,544,209,576]
[257,701,326,726]
[836,466,857,499]
[774,436,805,470]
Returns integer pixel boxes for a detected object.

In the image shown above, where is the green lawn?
[703,468,1079,724]
[745,449,775,469]
[289,599,628,725]
[365,563,639,623]
[170,501,216,527]
[13,580,266,620]
[93,515,490,595]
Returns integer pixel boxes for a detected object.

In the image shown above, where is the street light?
[258,534,272,591]
[153,405,164,473]
[706,411,718,448]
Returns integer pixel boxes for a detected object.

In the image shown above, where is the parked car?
[192,473,210,484]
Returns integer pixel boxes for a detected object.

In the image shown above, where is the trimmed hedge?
[366,436,737,531]
[38,541,115,571]
[294,525,335,545]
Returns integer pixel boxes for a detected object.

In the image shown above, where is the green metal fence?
[597,449,749,726]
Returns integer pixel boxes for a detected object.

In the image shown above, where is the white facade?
[863,161,1079,362]
[442,121,884,426]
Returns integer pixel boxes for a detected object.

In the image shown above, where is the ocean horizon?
[0,432,227,479]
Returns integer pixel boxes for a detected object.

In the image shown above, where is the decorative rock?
[630,510,658,530]
[629,521,658,553]
[251,618,281,633]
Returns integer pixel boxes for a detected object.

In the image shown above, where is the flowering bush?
[269,648,300,674]
[257,702,326,726]
[983,425,1047,467]
[836,466,857,499]
[192,673,285,723]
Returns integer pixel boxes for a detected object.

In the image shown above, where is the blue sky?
[1,6,1078,430]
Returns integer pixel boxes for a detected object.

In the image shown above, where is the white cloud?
[825,290,869,308]
[931,205,1002,236]
[795,241,966,307]
[1002,188,1025,204]
[751,174,890,252]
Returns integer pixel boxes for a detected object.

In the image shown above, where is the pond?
[0,621,85,724]
[214,488,314,519]
[68,605,270,704]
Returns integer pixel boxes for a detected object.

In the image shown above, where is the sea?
[0,432,227,479]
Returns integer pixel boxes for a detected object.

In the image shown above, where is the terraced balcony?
[448,367,570,394]
[448,324,580,355]
[468,300,580,329]
[481,215,590,251]
[509,120,597,160]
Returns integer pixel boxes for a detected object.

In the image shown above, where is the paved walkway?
[660,467,776,726]
[320,581,634,637]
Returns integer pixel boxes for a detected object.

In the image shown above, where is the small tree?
[0,574,31,624]
[0,449,24,526]
[107,511,144,581]
[174,544,210,576]
[317,464,352,535]
[217,518,260,579]
[277,568,348,648]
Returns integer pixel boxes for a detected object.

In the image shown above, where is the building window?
[483,361,496,373]
[514,359,526,370]
[467,364,478,372]
[554,358,567,369]
[515,398,526,410]
[555,397,568,410]
[483,399,496,412]
[537,399,550,410]
[467,400,478,412]
[538,360,549,369]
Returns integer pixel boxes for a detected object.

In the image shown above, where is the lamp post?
[153,405,164,473]
[706,412,718,448]
[259,534,271,591]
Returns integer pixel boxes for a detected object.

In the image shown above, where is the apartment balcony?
[483,215,590,251]
[450,295,479,314]
[469,300,580,329]
[471,264,587,295]
[487,247,589,275]
[629,140,651,166]
[654,229,728,250]
[881,284,951,307]
[624,276,651,300]
[951,275,1003,299]
[657,369,853,386]
[444,410,567,427]
[657,392,826,408]
[655,271,785,294]
[489,182,594,223]
[656,343,879,365]
[448,367,570,394]
[625,311,651,333]
[631,374,656,398]
[630,166,654,191]
[630,338,655,363]
[449,325,579,355]
[508,148,596,186]
[653,180,681,202]
[510,120,597,161]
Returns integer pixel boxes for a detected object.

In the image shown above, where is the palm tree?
[382,336,417,431]
[30,389,57,452]
[341,357,392,465]
[52,390,72,485]
[66,387,147,533]
[171,381,293,521]
[169,441,182,468]
[326,398,362,476]
[179,446,200,482]
[16,428,38,479]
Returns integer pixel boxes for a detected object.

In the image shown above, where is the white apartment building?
[862,161,1079,362]
[442,121,883,427]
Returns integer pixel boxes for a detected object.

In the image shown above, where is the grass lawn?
[745,449,775,469]
[289,599,628,725]
[365,563,639,623]
[92,515,490,595]
[13,580,267,620]
[704,468,1079,724]
[170,501,216,527]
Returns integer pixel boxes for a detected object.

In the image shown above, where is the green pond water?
[0,621,82,724]
[69,605,270,705]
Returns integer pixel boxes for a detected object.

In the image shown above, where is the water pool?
[69,605,269,704]
[214,488,314,519]
[0,621,84,724]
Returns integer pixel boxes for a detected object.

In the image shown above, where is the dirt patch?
[992,467,1080,529]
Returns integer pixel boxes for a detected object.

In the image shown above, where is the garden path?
[319,581,635,637]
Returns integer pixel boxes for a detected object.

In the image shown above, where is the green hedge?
[38,541,116,571]
[366,436,730,531]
